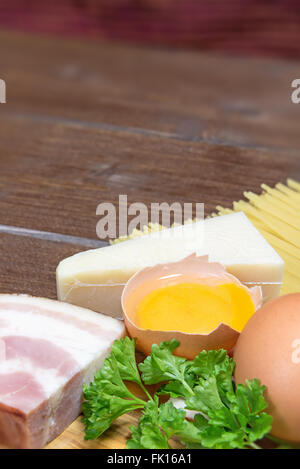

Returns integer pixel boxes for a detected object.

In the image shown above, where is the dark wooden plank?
[1,31,300,151]
[0,232,83,299]
[0,112,299,240]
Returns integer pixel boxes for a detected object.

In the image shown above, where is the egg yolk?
[135,282,255,334]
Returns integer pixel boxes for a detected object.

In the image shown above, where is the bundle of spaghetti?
[212,179,300,295]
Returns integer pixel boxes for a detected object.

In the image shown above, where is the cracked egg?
[121,255,262,358]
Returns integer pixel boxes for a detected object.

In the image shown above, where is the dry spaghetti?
[212,179,300,295]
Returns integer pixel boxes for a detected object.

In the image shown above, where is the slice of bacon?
[0,294,125,448]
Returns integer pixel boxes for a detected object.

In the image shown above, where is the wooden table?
[0,30,300,449]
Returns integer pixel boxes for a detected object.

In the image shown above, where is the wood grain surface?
[0,113,299,240]
[2,31,300,151]
[46,413,139,450]
[0,31,299,449]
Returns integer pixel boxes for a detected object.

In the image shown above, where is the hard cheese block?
[0,294,124,448]
[56,212,284,318]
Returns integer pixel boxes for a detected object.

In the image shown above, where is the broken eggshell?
[121,254,262,359]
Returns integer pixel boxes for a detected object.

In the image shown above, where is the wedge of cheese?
[56,212,284,318]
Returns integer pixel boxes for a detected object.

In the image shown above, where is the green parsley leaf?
[126,398,170,449]
[157,370,197,399]
[127,398,203,449]
[186,376,224,415]
[139,340,194,397]
[158,401,186,439]
[191,349,233,380]
[111,336,141,384]
[82,347,146,439]
[192,349,235,399]
[189,375,273,449]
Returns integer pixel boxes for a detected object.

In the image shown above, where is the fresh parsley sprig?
[82,337,273,449]
[82,337,149,439]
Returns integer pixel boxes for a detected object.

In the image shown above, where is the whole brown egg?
[234,293,300,443]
